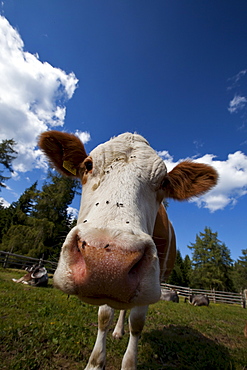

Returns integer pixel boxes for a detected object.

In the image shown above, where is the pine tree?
[0,183,38,244]
[232,249,247,291]
[167,250,187,286]
[12,182,39,215]
[0,173,79,259]
[32,171,79,258]
[1,219,54,257]
[0,139,17,189]
[0,202,14,243]
[183,254,192,286]
[188,227,233,291]
[0,182,43,256]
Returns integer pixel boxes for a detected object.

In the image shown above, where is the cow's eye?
[161,177,169,189]
[85,159,93,172]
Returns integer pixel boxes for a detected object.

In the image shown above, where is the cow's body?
[160,289,179,303]
[185,294,210,306]
[12,264,48,287]
[39,131,217,369]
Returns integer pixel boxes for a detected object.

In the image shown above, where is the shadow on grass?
[138,325,234,370]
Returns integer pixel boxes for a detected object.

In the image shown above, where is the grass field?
[0,268,247,369]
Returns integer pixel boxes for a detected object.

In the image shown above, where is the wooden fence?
[161,282,246,308]
[0,250,57,274]
[1,250,246,308]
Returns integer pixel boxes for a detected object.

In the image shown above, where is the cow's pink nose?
[70,237,147,303]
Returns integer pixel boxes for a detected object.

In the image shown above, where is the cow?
[160,289,179,302]
[12,266,33,284]
[185,294,210,306]
[12,263,48,287]
[38,131,218,370]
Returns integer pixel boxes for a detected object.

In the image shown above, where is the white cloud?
[67,206,79,220]
[194,151,247,211]
[159,150,247,212]
[75,130,91,144]
[0,197,10,208]
[0,15,81,173]
[228,94,247,113]
[157,150,175,172]
[227,69,247,90]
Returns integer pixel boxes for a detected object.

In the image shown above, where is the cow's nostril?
[128,253,146,277]
[77,239,87,250]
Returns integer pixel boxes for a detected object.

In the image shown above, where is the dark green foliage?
[0,182,40,248]
[31,171,79,259]
[0,173,79,259]
[12,182,39,216]
[231,249,247,292]
[1,219,54,257]
[33,172,76,222]
[188,227,234,291]
[167,251,192,286]
[183,254,192,286]
[0,139,17,189]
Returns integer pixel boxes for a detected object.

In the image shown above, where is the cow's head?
[39,131,218,309]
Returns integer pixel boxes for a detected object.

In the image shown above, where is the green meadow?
[1,268,246,369]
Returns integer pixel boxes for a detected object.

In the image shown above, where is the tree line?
[166,227,247,293]
[0,173,79,260]
[0,138,79,260]
[0,139,246,292]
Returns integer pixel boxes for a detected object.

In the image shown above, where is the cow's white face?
[39,130,218,310]
[53,133,167,309]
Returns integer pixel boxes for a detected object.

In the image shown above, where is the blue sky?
[0,1,247,261]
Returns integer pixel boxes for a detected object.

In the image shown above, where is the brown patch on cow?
[163,161,218,200]
[38,131,87,177]
[153,205,176,281]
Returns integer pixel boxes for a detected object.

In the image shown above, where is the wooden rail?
[161,282,246,308]
[0,250,57,274]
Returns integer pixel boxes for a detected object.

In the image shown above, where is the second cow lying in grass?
[185,294,210,306]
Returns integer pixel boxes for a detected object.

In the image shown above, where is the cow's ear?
[38,130,88,177]
[162,161,218,200]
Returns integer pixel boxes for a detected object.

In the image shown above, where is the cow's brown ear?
[162,161,218,200]
[38,130,88,177]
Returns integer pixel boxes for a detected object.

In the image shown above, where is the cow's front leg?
[85,304,114,370]
[112,310,126,339]
[121,305,148,370]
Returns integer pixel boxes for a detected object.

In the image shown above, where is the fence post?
[212,288,216,303]
[3,252,10,269]
[39,254,44,266]
[189,288,192,297]
[243,289,247,309]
